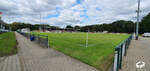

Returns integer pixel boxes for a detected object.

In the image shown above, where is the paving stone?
[120,37,150,71]
[0,55,21,71]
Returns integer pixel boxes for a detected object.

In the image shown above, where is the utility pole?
[9,16,12,31]
[136,0,141,40]
[8,16,10,31]
[39,13,42,32]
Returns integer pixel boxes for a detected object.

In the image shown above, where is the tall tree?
[140,13,150,33]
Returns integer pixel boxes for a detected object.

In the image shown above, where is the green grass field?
[33,32,129,71]
[0,32,17,57]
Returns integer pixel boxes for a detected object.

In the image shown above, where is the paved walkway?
[16,32,99,71]
[0,54,21,71]
[120,37,150,71]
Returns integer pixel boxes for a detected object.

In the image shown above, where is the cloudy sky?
[0,0,150,27]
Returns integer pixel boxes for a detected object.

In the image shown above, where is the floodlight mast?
[39,13,42,31]
[136,0,141,40]
[9,16,11,31]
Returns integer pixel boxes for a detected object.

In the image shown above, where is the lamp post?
[39,13,42,31]
[8,16,11,31]
[136,0,141,40]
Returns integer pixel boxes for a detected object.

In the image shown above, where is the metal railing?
[113,34,133,71]
[33,34,49,48]
[0,30,9,34]
[17,31,49,48]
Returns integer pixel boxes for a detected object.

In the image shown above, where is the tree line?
[2,22,61,31]
[68,12,150,34]
[1,12,150,34]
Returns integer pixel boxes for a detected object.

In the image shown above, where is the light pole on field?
[39,13,42,31]
[8,16,11,31]
[135,0,141,40]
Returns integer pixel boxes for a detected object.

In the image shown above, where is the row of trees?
[1,12,150,34]
[3,22,61,31]
[66,12,150,34]
[79,20,135,33]
[139,13,150,33]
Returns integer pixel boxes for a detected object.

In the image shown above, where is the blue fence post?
[119,44,123,69]
[114,50,118,71]
[47,36,49,48]
[126,39,129,49]
[124,40,127,56]
[114,34,133,71]
[115,47,120,71]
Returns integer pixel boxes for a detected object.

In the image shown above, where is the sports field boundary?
[113,34,133,71]
[17,31,49,48]
[17,31,131,71]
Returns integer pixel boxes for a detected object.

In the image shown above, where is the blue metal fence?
[114,34,133,71]
[17,31,49,48]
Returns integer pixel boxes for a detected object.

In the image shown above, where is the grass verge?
[0,32,17,57]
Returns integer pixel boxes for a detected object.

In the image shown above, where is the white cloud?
[0,0,150,27]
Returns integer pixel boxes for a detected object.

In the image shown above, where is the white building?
[21,28,30,33]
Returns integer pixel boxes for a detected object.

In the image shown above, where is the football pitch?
[33,32,130,71]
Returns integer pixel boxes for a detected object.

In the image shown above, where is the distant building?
[0,12,8,32]
[0,16,6,32]
[103,31,108,33]
[21,28,30,33]
[0,17,5,29]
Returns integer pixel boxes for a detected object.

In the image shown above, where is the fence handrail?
[38,34,48,37]
[114,34,133,71]
[115,35,132,48]
[30,33,48,37]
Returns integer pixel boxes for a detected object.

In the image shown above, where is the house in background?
[21,28,30,33]
[0,15,8,32]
